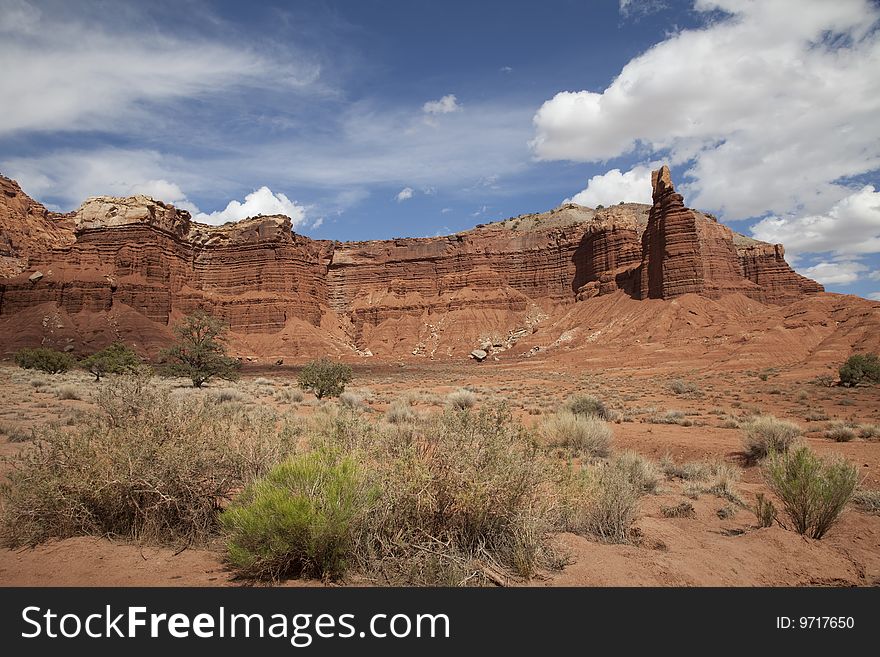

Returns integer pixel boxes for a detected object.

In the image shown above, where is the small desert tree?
[82,343,141,381]
[839,353,880,387]
[162,310,240,388]
[297,357,352,399]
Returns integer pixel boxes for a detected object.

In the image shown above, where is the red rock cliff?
[0,170,824,357]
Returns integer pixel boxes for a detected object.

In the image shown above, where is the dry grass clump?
[823,422,857,442]
[215,388,246,403]
[660,456,742,504]
[669,379,701,396]
[539,412,612,457]
[851,488,880,514]
[338,391,365,410]
[385,398,416,424]
[610,451,661,494]
[276,387,304,404]
[445,388,476,410]
[0,421,31,443]
[556,464,640,544]
[661,501,696,518]
[742,415,801,462]
[0,374,298,548]
[858,424,880,440]
[563,394,609,419]
[55,385,83,400]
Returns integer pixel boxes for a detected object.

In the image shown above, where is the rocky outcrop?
[634,165,822,302]
[0,170,824,357]
[0,175,74,277]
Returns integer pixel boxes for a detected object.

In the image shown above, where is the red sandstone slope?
[1,167,870,367]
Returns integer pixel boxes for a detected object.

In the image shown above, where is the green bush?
[221,451,370,580]
[82,343,141,381]
[669,379,701,395]
[742,415,801,462]
[14,347,75,374]
[297,358,352,399]
[763,444,858,539]
[754,493,777,527]
[161,310,241,388]
[839,352,880,387]
[564,394,609,419]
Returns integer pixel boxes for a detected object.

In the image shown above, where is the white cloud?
[423,94,461,115]
[750,186,880,259]
[801,260,868,285]
[870,270,880,281]
[395,187,414,202]
[128,179,200,215]
[867,292,880,301]
[194,187,306,226]
[0,0,319,137]
[441,207,453,214]
[567,166,653,207]
[532,0,880,221]
[500,66,513,73]
[311,217,325,229]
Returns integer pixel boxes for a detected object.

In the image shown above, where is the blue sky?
[1,0,879,300]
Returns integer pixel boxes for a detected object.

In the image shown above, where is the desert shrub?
[661,501,695,518]
[851,489,880,514]
[297,358,352,399]
[253,377,273,386]
[824,423,856,442]
[839,352,880,387]
[81,343,141,381]
[385,399,416,424]
[0,422,31,442]
[564,394,609,419]
[275,387,304,404]
[754,493,777,527]
[660,456,711,481]
[717,505,737,520]
[161,310,241,388]
[813,374,835,387]
[858,424,880,440]
[55,385,82,400]
[215,388,245,403]
[611,451,661,494]
[742,415,801,462]
[570,465,639,544]
[669,379,701,395]
[763,444,858,539]
[362,407,558,583]
[660,457,742,503]
[14,347,75,374]
[221,451,371,580]
[446,388,476,410]
[539,411,612,457]
[1,381,297,548]
[338,391,364,410]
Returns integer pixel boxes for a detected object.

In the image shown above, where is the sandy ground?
[0,360,878,587]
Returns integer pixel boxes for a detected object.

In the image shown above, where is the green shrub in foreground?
[14,347,75,374]
[763,444,858,539]
[221,451,371,580]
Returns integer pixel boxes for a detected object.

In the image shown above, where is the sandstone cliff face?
[0,176,75,277]
[0,170,824,357]
[634,165,821,303]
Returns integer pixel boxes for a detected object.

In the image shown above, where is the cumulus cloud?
[128,179,200,215]
[619,0,667,18]
[532,0,880,221]
[423,94,461,115]
[867,292,880,301]
[194,187,307,226]
[396,187,414,202]
[567,166,653,207]
[801,260,869,286]
[750,186,880,260]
